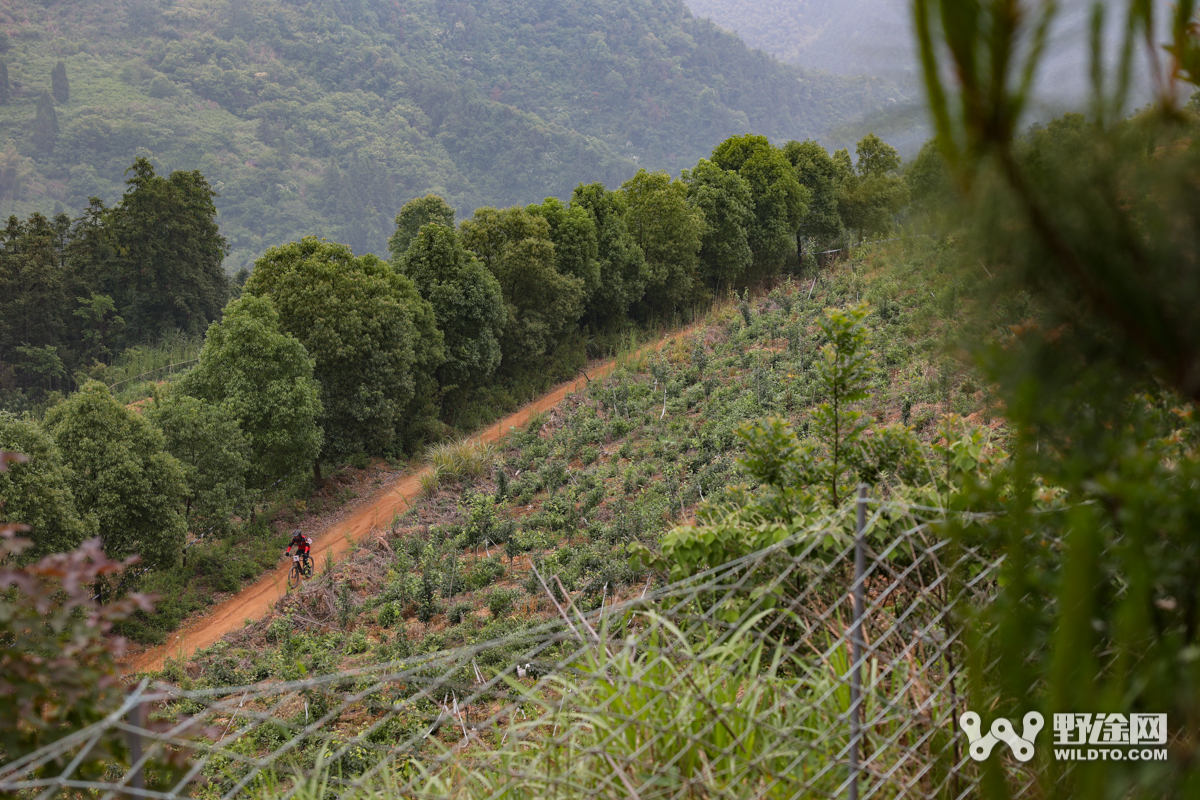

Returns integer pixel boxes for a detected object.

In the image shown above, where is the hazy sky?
[684,0,1174,111]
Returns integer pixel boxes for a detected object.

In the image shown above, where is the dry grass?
[425,439,497,482]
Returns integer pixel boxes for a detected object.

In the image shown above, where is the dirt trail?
[125,330,692,674]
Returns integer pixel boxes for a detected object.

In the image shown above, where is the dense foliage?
[0,158,228,405]
[43,381,188,570]
[245,237,443,461]
[178,294,323,491]
[906,0,1200,795]
[0,0,898,270]
[0,414,88,561]
[0,516,189,787]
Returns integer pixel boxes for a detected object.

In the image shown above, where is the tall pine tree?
[104,159,230,339]
[50,61,68,104]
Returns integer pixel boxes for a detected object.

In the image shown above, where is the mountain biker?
[285,529,313,568]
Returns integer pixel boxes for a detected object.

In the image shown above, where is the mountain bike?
[287,553,314,589]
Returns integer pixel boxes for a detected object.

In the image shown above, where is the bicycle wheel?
[287,562,301,590]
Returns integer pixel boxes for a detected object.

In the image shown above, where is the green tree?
[811,304,874,508]
[145,391,250,535]
[13,345,64,392]
[180,294,323,491]
[104,159,229,339]
[903,137,954,223]
[0,60,9,105]
[0,413,90,561]
[527,197,601,302]
[836,133,909,242]
[783,139,845,257]
[50,60,68,104]
[460,206,585,374]
[0,213,74,393]
[245,237,443,461]
[399,223,505,393]
[388,194,457,259]
[683,159,754,290]
[570,182,647,328]
[72,293,124,366]
[43,381,187,569]
[32,92,57,154]
[711,134,809,277]
[620,169,705,316]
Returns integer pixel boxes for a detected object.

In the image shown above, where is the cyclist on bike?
[285,529,313,567]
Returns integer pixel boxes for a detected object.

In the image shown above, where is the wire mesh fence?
[0,494,1030,800]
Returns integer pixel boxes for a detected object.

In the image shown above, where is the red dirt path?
[125,330,692,674]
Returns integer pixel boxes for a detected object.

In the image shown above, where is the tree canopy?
[103,159,230,339]
[179,294,323,491]
[145,391,250,535]
[460,206,585,375]
[388,195,457,260]
[399,223,505,393]
[245,237,443,459]
[620,169,706,316]
[569,182,647,329]
[784,139,845,253]
[0,412,90,562]
[683,159,754,290]
[710,134,808,277]
[43,381,187,569]
[835,133,908,242]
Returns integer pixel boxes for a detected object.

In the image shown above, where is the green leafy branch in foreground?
[912,0,1200,795]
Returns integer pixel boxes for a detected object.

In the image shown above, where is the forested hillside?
[0,0,896,270]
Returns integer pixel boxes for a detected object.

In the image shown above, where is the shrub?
[344,630,369,655]
[447,602,473,625]
[0,525,160,770]
[488,588,519,618]
[377,601,401,628]
[427,439,496,481]
[465,557,506,591]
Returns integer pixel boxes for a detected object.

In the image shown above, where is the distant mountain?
[682,0,914,81]
[682,0,1170,102]
[0,0,900,270]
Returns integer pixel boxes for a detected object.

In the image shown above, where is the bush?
[488,588,519,618]
[344,630,369,655]
[0,526,162,771]
[377,601,401,628]
[427,439,496,481]
[465,557,505,591]
[148,74,177,97]
[447,602,473,625]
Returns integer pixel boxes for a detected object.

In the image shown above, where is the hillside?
[152,238,990,682]
[0,0,898,271]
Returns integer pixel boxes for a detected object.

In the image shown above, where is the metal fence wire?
[0,492,1032,800]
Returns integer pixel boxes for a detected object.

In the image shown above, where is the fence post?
[126,702,145,796]
[849,484,867,800]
